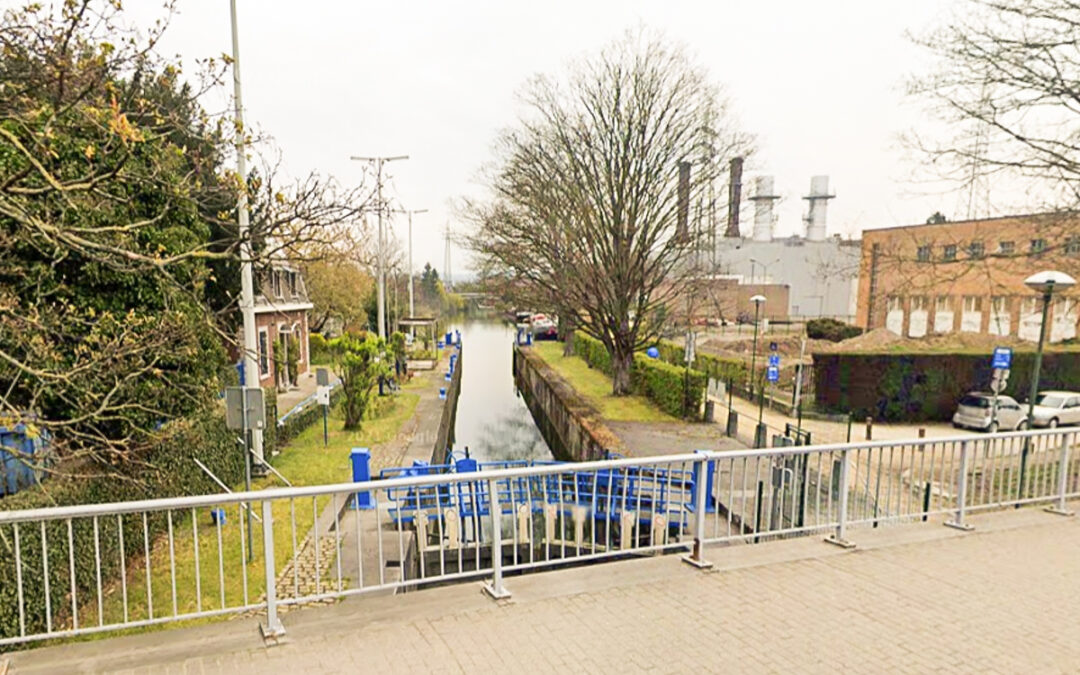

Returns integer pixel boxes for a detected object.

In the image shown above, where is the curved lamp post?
[1019,270,1076,498]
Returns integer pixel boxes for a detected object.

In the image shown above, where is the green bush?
[309,332,330,364]
[0,409,244,641]
[571,332,705,419]
[806,318,862,342]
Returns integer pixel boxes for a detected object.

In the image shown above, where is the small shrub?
[807,318,863,342]
[309,332,330,364]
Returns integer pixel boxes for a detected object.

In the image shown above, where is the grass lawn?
[532,342,678,423]
[67,390,421,639]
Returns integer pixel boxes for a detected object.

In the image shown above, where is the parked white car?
[1027,391,1080,428]
[952,392,1027,433]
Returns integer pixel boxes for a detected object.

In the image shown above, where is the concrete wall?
[513,346,620,462]
[430,348,463,464]
[713,237,861,320]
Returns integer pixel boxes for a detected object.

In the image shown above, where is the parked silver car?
[1028,391,1080,428]
[952,392,1026,433]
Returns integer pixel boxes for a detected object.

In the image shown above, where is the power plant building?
[709,174,860,321]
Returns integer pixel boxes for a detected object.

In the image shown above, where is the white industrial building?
[710,174,860,321]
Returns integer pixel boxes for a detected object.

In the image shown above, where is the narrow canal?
[448,318,553,462]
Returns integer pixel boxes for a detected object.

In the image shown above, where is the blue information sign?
[766,365,780,382]
[992,347,1013,370]
[768,354,781,367]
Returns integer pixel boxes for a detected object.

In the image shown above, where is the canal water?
[448,319,553,462]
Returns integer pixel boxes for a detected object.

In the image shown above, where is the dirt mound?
[697,333,830,362]
[819,328,1030,354]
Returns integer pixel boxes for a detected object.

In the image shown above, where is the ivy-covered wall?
[812,351,1080,421]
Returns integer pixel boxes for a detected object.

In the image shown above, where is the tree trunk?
[561,312,576,357]
[611,343,633,395]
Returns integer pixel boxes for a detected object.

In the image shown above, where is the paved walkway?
[9,504,1080,673]
[714,390,980,447]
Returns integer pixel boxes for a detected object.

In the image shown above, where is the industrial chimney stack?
[803,175,835,242]
[725,157,743,238]
[749,176,779,242]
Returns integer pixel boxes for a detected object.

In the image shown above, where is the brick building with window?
[249,263,313,390]
[856,212,1080,343]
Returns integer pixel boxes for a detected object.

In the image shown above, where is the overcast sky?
[112,0,977,279]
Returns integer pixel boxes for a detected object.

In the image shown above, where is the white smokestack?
[804,175,835,242]
[750,176,778,243]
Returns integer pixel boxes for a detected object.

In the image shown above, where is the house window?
[1031,238,1047,254]
[963,296,982,313]
[943,244,957,262]
[911,296,928,312]
[887,296,902,313]
[999,241,1015,255]
[272,271,283,298]
[968,241,985,259]
[916,245,931,262]
[1066,237,1080,255]
[258,329,270,377]
[991,296,1010,314]
[288,271,298,297]
[936,296,952,313]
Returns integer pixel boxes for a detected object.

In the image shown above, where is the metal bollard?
[945,440,975,531]
[825,450,856,548]
[865,417,873,441]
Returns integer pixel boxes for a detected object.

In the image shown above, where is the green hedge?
[0,409,244,641]
[813,351,1080,422]
[274,385,345,447]
[654,340,746,385]
[571,333,706,419]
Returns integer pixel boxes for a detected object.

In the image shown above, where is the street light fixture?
[1017,271,1076,498]
[748,294,766,396]
[392,208,428,331]
[748,294,768,447]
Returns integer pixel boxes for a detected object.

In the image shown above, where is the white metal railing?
[0,427,1077,646]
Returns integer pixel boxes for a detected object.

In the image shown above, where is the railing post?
[825,449,855,548]
[945,440,975,531]
[1046,432,1076,517]
[260,499,286,640]
[483,478,511,599]
[682,456,714,569]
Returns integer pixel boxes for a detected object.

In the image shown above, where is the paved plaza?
[8,504,1080,673]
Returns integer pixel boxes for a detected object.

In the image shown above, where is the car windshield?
[1037,394,1068,408]
[959,395,990,409]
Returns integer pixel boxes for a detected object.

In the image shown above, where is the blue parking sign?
[992,347,1012,370]
[766,365,780,382]
[768,354,780,367]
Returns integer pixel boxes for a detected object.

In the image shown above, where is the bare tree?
[909,0,1080,207]
[469,31,750,394]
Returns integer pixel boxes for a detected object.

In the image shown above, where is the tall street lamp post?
[350,155,409,338]
[748,294,766,397]
[393,208,427,333]
[1019,270,1076,499]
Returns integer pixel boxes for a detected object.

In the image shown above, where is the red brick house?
[253,263,313,391]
